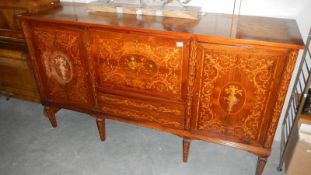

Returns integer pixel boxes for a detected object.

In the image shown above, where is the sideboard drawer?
[89,29,190,102]
[98,93,185,129]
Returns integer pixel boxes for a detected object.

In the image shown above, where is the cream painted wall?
[63,0,310,18]
[62,0,311,142]
[296,0,311,43]
[274,0,311,142]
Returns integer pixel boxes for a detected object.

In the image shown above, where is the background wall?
[62,0,311,142]
[64,0,310,18]
[276,0,311,141]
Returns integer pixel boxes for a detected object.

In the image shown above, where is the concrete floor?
[287,126,311,175]
[0,97,283,175]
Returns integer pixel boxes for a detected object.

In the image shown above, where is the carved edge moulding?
[19,8,303,175]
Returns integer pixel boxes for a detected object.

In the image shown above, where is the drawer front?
[30,25,93,107]
[89,30,189,102]
[98,93,185,129]
[0,61,35,91]
[0,61,39,101]
[191,43,288,144]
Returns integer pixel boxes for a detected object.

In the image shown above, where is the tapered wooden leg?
[96,118,106,141]
[43,106,60,128]
[183,138,191,162]
[256,157,267,175]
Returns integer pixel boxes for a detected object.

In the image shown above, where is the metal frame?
[277,28,311,171]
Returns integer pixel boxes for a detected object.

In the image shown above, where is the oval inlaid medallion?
[120,54,157,75]
[43,51,73,84]
[219,83,246,114]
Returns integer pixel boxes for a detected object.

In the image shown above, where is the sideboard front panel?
[31,25,93,107]
[89,30,189,102]
[191,43,288,145]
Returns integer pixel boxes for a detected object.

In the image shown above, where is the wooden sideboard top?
[18,2,304,49]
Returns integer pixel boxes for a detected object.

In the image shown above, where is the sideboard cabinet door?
[191,43,289,145]
[89,29,190,102]
[29,25,93,108]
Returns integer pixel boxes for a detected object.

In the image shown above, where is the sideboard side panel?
[264,50,298,148]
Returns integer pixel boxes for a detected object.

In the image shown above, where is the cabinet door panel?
[31,25,92,107]
[192,43,288,144]
[89,30,189,102]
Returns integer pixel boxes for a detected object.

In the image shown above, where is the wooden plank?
[0,48,26,60]
[300,114,311,125]
[88,2,201,20]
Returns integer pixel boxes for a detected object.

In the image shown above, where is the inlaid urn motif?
[220,84,246,114]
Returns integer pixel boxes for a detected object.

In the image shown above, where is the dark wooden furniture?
[0,0,60,101]
[19,3,304,175]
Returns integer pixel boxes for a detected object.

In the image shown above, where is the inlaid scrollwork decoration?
[99,94,184,128]
[196,46,284,142]
[33,27,91,104]
[264,51,298,148]
[91,31,184,98]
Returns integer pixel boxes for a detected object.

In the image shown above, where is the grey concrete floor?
[0,97,283,175]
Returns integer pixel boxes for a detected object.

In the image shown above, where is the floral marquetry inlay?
[196,44,286,142]
[120,54,158,75]
[90,31,185,99]
[98,94,184,129]
[33,27,92,105]
[264,51,298,148]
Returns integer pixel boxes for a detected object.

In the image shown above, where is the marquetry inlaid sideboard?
[18,3,304,175]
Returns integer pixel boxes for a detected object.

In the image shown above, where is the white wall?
[188,0,310,18]
[64,0,310,18]
[274,0,311,141]
[296,0,311,43]
[239,0,309,18]
[62,0,311,142]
